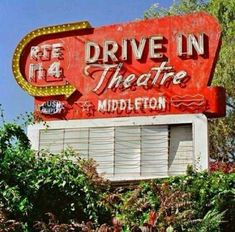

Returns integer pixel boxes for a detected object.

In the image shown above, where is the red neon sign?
[13,12,225,120]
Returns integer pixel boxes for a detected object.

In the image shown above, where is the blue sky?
[0,0,173,123]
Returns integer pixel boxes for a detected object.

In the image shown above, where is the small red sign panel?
[13,12,225,120]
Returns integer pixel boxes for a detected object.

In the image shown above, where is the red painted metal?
[19,12,225,120]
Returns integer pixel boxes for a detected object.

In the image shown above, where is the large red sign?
[13,12,225,120]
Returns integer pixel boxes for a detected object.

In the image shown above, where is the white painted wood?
[39,129,64,153]
[141,126,168,177]
[64,128,89,159]
[193,115,209,171]
[28,114,206,130]
[169,125,193,176]
[89,127,114,176]
[27,126,40,150]
[114,126,141,177]
[28,114,209,181]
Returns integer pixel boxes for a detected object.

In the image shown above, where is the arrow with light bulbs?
[12,21,91,98]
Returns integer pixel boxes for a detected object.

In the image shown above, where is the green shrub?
[0,123,111,231]
[0,123,234,231]
[101,171,234,231]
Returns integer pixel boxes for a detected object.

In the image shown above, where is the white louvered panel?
[169,125,193,176]
[38,124,194,180]
[141,126,168,177]
[114,127,141,177]
[39,129,64,153]
[89,127,114,176]
[64,128,89,159]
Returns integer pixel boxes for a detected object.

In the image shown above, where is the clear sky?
[0,0,173,123]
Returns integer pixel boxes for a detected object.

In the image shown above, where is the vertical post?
[27,125,40,150]
[193,114,209,171]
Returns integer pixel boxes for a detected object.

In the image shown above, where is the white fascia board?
[28,114,206,130]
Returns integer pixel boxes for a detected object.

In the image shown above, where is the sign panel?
[28,114,209,180]
[13,12,225,120]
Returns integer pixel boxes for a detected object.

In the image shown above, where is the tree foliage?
[0,123,30,154]
[144,0,235,161]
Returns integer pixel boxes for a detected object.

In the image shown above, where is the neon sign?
[12,12,225,120]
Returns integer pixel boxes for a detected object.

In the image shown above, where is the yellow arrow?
[12,21,91,98]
